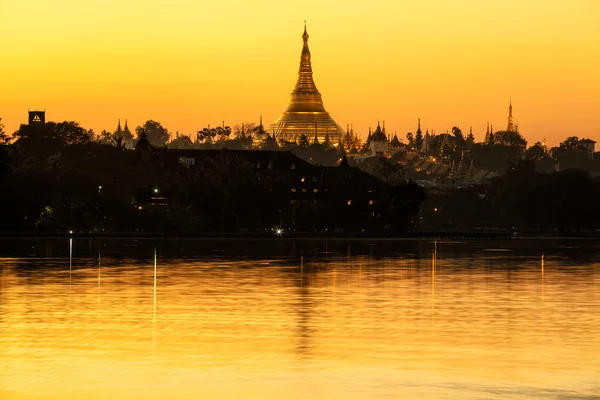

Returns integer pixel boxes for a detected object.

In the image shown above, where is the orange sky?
[1,0,599,146]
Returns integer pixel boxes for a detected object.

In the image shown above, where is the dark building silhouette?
[28,110,45,125]
[164,149,393,232]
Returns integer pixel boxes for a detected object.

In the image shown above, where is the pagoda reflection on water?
[268,24,344,144]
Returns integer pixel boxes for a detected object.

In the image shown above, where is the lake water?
[0,238,599,399]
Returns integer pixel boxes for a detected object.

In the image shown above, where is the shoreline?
[1,230,516,240]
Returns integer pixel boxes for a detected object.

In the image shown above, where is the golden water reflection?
[0,240,599,399]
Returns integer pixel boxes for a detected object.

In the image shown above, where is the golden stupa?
[268,24,344,144]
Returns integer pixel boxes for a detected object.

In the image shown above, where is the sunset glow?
[1,0,599,145]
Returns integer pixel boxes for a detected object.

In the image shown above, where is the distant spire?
[382,120,386,133]
[124,119,128,129]
[507,98,514,131]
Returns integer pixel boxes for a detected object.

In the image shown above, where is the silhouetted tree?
[406,132,414,150]
[214,125,232,142]
[493,130,527,149]
[414,130,423,152]
[97,130,113,145]
[0,118,9,145]
[552,136,591,170]
[13,121,93,149]
[111,135,126,151]
[169,134,194,149]
[451,126,464,145]
[524,142,546,160]
[429,134,454,159]
[233,123,257,140]
[136,120,170,146]
[0,119,9,176]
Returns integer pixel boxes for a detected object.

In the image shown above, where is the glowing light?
[274,228,283,237]
[69,230,73,234]
[434,208,438,212]
[153,187,160,194]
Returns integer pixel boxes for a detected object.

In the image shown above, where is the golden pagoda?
[268,24,344,144]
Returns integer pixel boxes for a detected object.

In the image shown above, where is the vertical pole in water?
[98,252,101,289]
[431,241,437,321]
[300,250,304,287]
[153,247,157,345]
[69,238,73,295]
[97,252,101,307]
[541,253,545,302]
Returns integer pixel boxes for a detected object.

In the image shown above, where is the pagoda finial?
[303,21,308,41]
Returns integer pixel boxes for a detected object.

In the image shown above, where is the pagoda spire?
[267,24,344,143]
[507,98,514,132]
[295,22,319,94]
